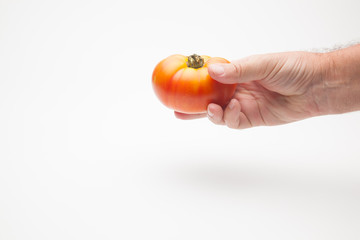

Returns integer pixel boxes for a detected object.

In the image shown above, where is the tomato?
[152,54,237,114]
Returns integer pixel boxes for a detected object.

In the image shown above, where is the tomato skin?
[152,54,237,114]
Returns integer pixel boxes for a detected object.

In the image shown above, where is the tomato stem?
[187,54,204,69]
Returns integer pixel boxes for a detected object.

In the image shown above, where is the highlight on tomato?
[152,54,237,114]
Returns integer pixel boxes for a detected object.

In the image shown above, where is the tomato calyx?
[186,54,204,69]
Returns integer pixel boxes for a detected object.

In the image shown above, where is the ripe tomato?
[152,54,237,114]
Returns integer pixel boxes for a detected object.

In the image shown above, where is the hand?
[175,51,328,129]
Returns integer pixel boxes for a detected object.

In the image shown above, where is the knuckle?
[228,122,239,129]
[224,118,238,129]
[231,62,242,80]
[209,116,222,125]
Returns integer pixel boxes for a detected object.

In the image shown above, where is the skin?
[175,44,360,129]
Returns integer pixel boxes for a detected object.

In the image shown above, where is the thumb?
[208,55,279,84]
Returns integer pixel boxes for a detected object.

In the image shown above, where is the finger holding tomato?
[152,54,237,114]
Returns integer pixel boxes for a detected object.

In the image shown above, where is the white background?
[1,0,360,239]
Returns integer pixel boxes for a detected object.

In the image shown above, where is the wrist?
[316,45,360,115]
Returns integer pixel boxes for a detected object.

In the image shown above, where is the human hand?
[175,51,330,129]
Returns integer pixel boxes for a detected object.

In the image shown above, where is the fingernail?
[210,65,225,76]
[207,108,214,117]
[229,100,235,110]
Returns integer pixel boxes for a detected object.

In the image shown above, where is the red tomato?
[152,54,237,114]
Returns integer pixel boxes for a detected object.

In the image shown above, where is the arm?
[175,44,360,129]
